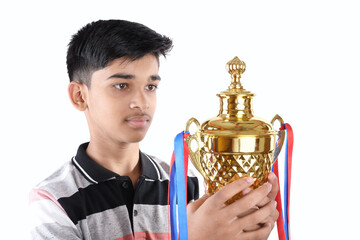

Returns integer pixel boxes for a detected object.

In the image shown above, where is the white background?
[1,0,359,239]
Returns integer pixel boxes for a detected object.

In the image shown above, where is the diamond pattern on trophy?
[201,148,274,195]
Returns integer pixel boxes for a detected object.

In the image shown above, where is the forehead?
[108,54,159,71]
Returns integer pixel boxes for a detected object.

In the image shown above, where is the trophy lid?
[218,56,255,97]
[201,56,275,136]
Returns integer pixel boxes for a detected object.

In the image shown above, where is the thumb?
[187,194,210,213]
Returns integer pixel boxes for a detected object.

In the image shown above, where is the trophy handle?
[271,114,286,163]
[184,118,207,178]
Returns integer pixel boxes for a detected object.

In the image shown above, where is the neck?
[86,138,141,187]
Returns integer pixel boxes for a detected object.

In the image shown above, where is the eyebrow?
[106,73,161,81]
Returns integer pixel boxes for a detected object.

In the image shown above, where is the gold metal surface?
[185,57,285,203]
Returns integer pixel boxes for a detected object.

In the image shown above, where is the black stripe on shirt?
[57,176,199,225]
[58,179,132,224]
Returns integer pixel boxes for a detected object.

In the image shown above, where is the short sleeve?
[29,188,81,239]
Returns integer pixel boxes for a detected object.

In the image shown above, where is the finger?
[243,219,262,232]
[257,203,279,230]
[271,205,279,222]
[269,207,279,230]
[226,182,272,217]
[267,172,279,201]
[243,202,278,232]
[236,200,276,230]
[243,205,278,232]
[238,222,272,240]
[268,218,275,230]
[212,177,254,208]
[242,187,252,196]
[237,206,258,218]
[187,193,210,213]
[257,173,279,207]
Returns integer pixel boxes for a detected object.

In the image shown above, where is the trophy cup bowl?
[185,57,285,204]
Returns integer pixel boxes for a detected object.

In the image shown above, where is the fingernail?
[268,172,275,180]
[246,177,254,183]
[272,200,277,207]
[242,188,251,195]
[266,182,272,191]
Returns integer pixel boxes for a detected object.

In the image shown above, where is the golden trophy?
[185,56,286,204]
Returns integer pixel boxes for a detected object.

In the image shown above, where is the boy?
[29,19,279,240]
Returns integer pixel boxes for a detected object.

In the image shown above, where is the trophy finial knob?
[226,56,246,89]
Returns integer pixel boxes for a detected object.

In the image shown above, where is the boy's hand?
[258,172,279,208]
[187,176,278,240]
[242,172,280,232]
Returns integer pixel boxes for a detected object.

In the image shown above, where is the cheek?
[150,95,157,114]
[89,92,126,120]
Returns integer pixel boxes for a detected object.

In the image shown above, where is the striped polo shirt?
[29,142,199,240]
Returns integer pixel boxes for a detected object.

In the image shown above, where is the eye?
[146,84,158,92]
[114,83,128,90]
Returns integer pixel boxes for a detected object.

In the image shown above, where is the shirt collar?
[72,142,161,183]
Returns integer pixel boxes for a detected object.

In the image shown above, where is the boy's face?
[84,54,160,144]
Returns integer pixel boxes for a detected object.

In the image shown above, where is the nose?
[129,90,149,110]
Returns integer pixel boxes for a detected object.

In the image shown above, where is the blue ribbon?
[169,160,178,240]
[169,131,189,240]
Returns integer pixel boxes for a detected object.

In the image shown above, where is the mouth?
[125,115,151,128]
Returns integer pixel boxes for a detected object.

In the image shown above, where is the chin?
[113,125,150,144]
[123,131,148,143]
[127,136,146,143]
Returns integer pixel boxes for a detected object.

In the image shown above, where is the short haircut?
[66,19,173,87]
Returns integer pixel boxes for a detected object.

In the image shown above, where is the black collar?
[72,142,161,183]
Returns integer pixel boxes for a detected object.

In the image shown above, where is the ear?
[68,81,88,111]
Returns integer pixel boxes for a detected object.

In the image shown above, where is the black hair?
[66,19,173,87]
